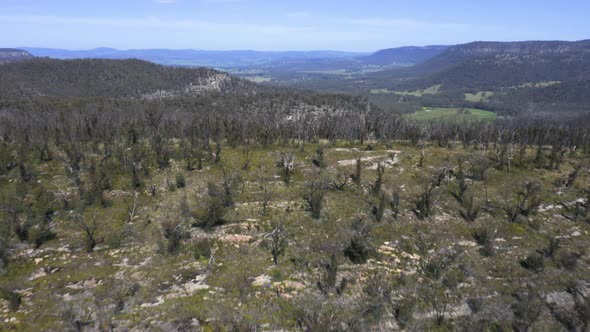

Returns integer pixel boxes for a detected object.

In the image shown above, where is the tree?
[304,171,328,219]
[264,222,288,265]
[459,194,480,222]
[72,210,101,253]
[412,181,439,220]
[278,151,295,186]
[503,180,542,223]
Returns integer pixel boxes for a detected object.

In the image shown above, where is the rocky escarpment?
[0,49,33,64]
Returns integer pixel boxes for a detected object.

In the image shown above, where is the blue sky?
[1,0,589,51]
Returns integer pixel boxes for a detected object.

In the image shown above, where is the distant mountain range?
[20,47,367,68]
[381,40,590,85]
[7,40,590,114]
[362,40,590,114]
[20,45,453,68]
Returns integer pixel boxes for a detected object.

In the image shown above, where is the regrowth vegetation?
[0,58,589,330]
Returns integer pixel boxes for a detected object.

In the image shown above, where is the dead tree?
[503,180,542,223]
[372,162,385,194]
[278,151,295,186]
[257,169,272,217]
[412,181,440,220]
[351,151,362,186]
[304,172,328,219]
[265,223,288,265]
[72,210,101,253]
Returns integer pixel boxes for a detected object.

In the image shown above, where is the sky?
[1,0,589,52]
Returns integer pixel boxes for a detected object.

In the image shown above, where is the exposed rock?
[252,275,272,287]
[66,278,102,290]
[219,234,253,243]
[545,291,575,311]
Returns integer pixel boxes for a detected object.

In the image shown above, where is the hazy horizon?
[1,0,589,52]
[14,39,590,54]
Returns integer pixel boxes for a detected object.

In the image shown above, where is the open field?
[464,91,495,102]
[404,107,497,122]
[371,85,441,96]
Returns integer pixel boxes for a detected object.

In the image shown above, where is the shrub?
[473,227,492,246]
[362,272,393,322]
[558,252,581,271]
[395,299,416,329]
[175,172,186,188]
[479,243,496,257]
[220,167,241,207]
[540,237,560,260]
[317,253,347,296]
[28,223,56,249]
[162,218,189,254]
[304,175,327,219]
[344,235,370,264]
[467,298,483,314]
[372,162,385,194]
[504,180,542,222]
[371,191,387,222]
[192,238,212,260]
[451,177,469,204]
[0,236,9,269]
[344,217,372,264]
[460,194,480,222]
[194,182,228,228]
[0,288,21,312]
[312,144,326,168]
[202,196,225,228]
[511,286,542,332]
[520,253,545,272]
[278,151,295,185]
[443,268,465,289]
[390,191,400,220]
[412,182,438,219]
[352,156,362,186]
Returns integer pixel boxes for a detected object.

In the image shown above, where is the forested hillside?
[0,58,257,98]
[0,49,33,64]
[359,45,449,66]
[361,40,590,115]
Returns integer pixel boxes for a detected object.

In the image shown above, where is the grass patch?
[464,91,495,102]
[370,85,441,96]
[404,107,496,122]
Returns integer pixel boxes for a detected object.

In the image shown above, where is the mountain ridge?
[0,58,259,98]
[0,48,34,64]
[367,39,590,89]
[360,45,450,66]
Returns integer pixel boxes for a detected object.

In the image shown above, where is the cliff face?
[409,40,590,72]
[446,40,590,57]
[0,49,34,64]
